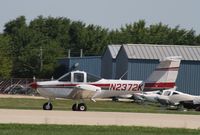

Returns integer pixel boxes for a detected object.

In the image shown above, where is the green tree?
[68,21,87,56]
[29,16,71,49]
[0,35,12,78]
[119,20,148,43]
[147,23,171,44]
[84,25,109,55]
[19,39,64,78]
[4,16,66,78]
[196,34,200,45]
[2,16,200,79]
[3,16,31,77]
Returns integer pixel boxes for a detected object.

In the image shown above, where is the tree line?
[0,16,200,79]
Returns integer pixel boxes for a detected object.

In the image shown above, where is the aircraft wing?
[68,84,101,100]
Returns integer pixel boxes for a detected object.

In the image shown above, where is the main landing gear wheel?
[72,103,87,111]
[78,103,87,111]
[72,104,78,111]
[43,102,53,110]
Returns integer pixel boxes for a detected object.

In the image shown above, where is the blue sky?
[0,0,199,34]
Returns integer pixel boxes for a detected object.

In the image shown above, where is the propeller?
[29,82,38,89]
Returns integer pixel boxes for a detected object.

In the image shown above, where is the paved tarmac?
[0,109,200,129]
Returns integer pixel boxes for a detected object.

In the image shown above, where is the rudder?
[144,56,181,90]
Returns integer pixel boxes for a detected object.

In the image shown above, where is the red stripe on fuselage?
[54,83,111,88]
[144,82,175,89]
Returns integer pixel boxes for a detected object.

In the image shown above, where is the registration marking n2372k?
[109,84,143,91]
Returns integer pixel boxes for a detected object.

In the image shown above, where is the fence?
[0,78,48,95]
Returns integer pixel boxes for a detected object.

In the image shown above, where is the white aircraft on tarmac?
[30,56,181,111]
[156,89,200,111]
[135,87,176,103]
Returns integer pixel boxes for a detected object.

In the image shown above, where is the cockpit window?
[58,71,100,83]
[172,92,179,95]
[58,73,71,82]
[163,91,171,96]
[87,73,101,82]
[74,73,84,82]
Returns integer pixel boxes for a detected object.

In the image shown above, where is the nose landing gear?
[43,102,53,110]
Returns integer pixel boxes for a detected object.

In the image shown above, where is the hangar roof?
[122,44,200,61]
[107,45,121,59]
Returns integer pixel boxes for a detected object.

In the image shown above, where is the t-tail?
[144,56,181,91]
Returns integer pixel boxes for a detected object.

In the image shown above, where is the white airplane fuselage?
[36,79,144,99]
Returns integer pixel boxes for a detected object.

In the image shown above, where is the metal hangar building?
[114,44,200,95]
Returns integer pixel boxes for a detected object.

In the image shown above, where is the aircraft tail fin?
[144,56,181,90]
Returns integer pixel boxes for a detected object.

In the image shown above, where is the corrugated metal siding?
[101,45,121,79]
[112,61,116,79]
[127,59,158,80]
[101,49,113,79]
[69,56,101,77]
[124,44,200,60]
[116,47,128,79]
[176,61,200,95]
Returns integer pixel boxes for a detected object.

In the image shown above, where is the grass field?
[0,124,199,135]
[0,97,199,114]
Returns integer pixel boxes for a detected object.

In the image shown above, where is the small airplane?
[156,89,200,111]
[134,90,162,103]
[136,87,176,103]
[30,56,181,111]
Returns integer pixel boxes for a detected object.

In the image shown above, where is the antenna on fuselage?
[70,63,79,71]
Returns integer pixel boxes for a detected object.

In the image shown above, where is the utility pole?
[68,49,71,58]
[40,47,43,71]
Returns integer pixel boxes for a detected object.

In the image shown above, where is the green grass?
[0,124,199,135]
[0,98,200,115]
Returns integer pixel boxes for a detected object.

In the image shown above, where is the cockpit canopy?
[58,70,101,83]
[163,90,180,96]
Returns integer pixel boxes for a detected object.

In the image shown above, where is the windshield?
[163,91,171,96]
[57,71,101,83]
[172,92,179,95]
[87,73,101,82]
[58,73,71,82]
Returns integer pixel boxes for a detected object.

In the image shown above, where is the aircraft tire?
[72,104,78,111]
[78,103,87,111]
[112,97,119,102]
[43,102,53,110]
